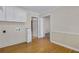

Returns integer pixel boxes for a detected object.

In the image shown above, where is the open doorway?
[43,16,50,40]
[31,17,38,39]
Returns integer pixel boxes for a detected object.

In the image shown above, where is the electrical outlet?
[16,27,20,32]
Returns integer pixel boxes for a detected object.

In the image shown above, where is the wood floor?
[0,37,78,53]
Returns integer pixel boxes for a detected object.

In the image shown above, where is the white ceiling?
[20,6,61,13]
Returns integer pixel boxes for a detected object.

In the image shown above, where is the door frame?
[40,13,53,42]
[31,17,38,39]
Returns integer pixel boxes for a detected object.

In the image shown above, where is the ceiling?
[20,6,61,13]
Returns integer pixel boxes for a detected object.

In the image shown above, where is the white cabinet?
[5,6,15,21]
[14,7,27,22]
[0,6,27,22]
[0,7,5,21]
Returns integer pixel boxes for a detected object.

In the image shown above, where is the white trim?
[50,40,79,51]
[38,35,45,38]
[53,31,79,35]
[26,28,32,43]
[26,40,32,43]
[40,12,52,17]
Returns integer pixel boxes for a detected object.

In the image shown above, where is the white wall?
[51,7,79,51]
[43,16,50,34]
[32,18,38,37]
[0,22,26,48]
[53,7,79,34]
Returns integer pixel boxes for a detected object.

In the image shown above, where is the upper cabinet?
[0,6,27,22]
[14,7,27,22]
[5,6,15,21]
[0,7,5,21]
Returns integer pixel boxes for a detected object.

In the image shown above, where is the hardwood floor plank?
[0,37,78,53]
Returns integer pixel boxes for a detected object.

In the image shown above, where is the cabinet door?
[0,7,5,21]
[14,7,27,22]
[5,6,15,21]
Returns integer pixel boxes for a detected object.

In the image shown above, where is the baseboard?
[51,40,79,51]
[51,31,79,51]
[0,41,26,49]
